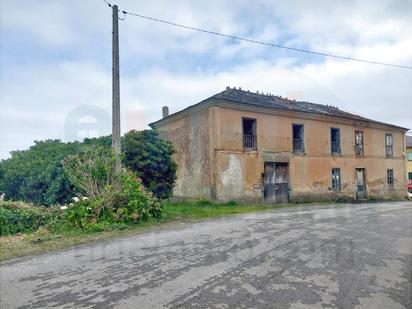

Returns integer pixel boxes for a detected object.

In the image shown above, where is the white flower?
[60,205,68,210]
[72,197,80,202]
[82,197,89,201]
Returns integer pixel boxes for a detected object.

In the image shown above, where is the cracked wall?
[154,104,407,202]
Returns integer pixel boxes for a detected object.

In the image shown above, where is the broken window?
[293,124,304,153]
[242,118,257,150]
[387,169,394,188]
[355,130,364,156]
[331,168,341,191]
[331,128,341,154]
[385,133,393,157]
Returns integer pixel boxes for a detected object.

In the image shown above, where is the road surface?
[1,201,411,308]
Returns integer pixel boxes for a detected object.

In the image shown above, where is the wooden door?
[275,163,289,203]
[264,162,289,203]
[264,162,276,203]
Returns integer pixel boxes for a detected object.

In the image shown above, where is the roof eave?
[149,95,409,133]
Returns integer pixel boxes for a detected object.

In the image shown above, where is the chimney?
[162,106,169,118]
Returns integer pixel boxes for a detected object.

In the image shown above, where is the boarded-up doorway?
[264,162,289,203]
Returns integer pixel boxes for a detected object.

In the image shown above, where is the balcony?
[355,144,364,156]
[243,134,257,150]
[293,138,304,153]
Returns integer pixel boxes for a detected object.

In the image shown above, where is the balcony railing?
[386,146,393,157]
[243,134,257,150]
[293,138,304,153]
[355,144,364,156]
[331,141,340,154]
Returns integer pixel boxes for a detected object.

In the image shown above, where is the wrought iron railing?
[386,146,393,157]
[355,144,364,156]
[293,138,304,152]
[243,134,257,150]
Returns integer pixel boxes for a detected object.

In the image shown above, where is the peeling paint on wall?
[221,154,243,197]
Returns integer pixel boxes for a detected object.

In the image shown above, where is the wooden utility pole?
[112,4,121,174]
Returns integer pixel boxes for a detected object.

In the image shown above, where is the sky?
[0,0,411,159]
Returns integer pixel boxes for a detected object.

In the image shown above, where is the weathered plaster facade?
[151,89,409,203]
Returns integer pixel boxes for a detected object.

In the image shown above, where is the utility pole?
[112,4,121,174]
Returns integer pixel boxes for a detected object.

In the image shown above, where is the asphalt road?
[1,202,411,309]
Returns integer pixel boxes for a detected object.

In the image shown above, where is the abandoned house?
[150,87,409,203]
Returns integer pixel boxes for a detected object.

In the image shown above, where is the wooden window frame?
[331,168,341,191]
[355,130,364,156]
[331,127,341,155]
[385,133,393,158]
[292,123,305,153]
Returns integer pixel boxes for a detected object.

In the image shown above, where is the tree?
[123,130,176,199]
[0,130,177,205]
[0,140,82,205]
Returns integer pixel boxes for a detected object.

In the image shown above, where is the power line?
[102,1,412,70]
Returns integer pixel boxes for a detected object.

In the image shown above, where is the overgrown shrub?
[0,131,176,206]
[123,130,177,199]
[0,201,62,236]
[116,172,163,222]
[62,146,118,201]
[62,147,163,230]
[0,136,112,206]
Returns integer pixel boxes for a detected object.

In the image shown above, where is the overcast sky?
[1,0,411,159]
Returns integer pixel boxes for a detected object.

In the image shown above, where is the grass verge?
[0,201,290,262]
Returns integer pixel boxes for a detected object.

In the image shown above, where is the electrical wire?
[102,0,412,70]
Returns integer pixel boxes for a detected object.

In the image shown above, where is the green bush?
[116,172,163,222]
[0,201,62,236]
[65,199,92,230]
[63,176,162,230]
[0,140,82,206]
[0,131,176,206]
[0,136,112,206]
[123,130,177,199]
[62,147,163,230]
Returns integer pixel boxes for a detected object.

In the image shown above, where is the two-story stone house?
[150,87,408,203]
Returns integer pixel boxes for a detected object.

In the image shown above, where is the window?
[293,124,304,153]
[355,130,364,156]
[409,172,412,180]
[385,133,393,157]
[387,169,394,189]
[242,118,256,150]
[331,168,341,191]
[408,152,412,161]
[331,128,341,154]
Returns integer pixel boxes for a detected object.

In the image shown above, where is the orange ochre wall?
[156,105,407,202]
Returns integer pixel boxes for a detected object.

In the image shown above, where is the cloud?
[1,0,411,159]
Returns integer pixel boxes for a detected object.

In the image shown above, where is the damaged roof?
[151,87,408,131]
